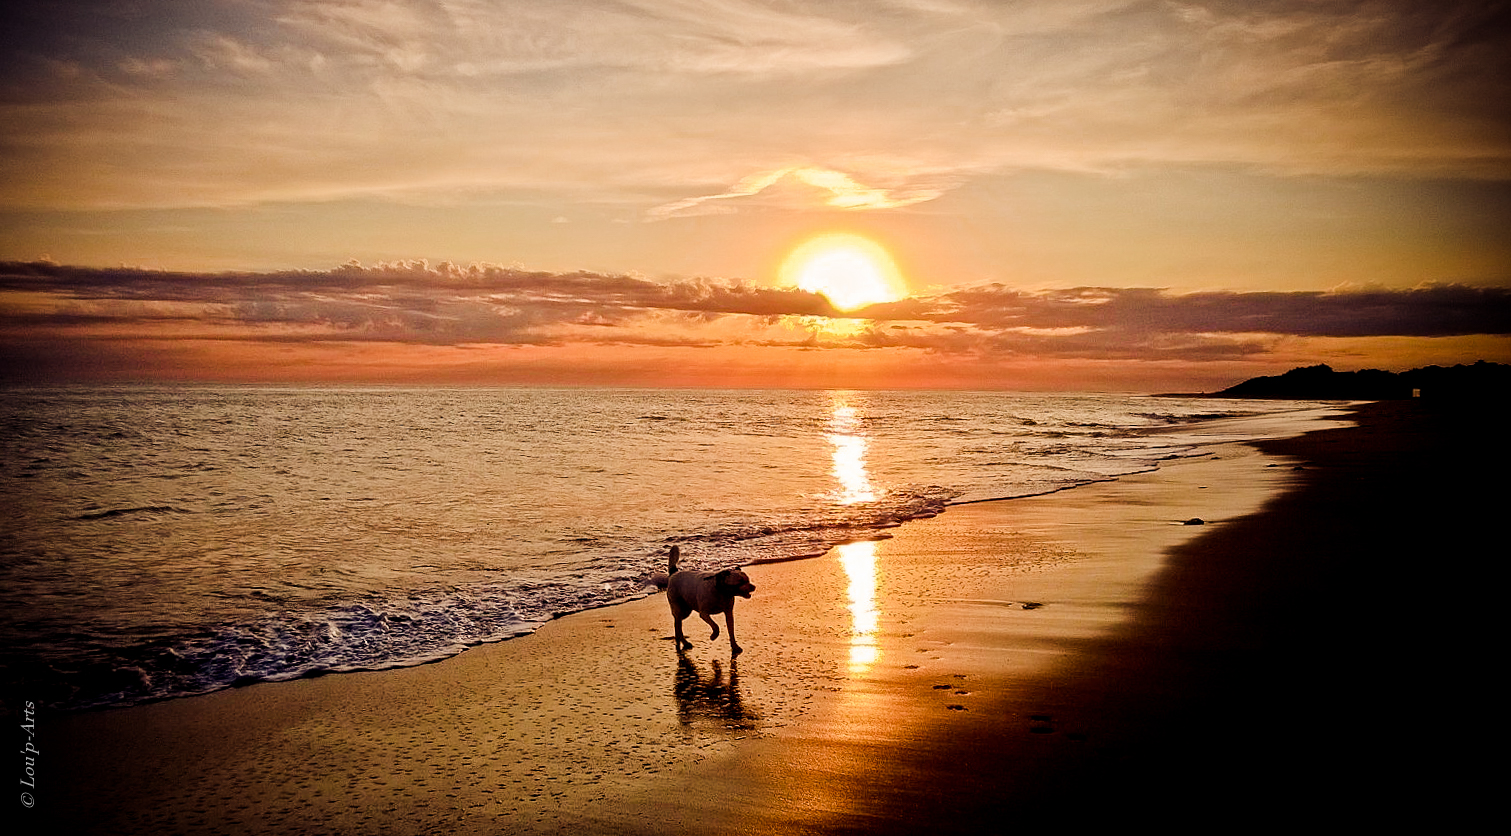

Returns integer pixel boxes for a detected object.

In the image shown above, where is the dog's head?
[716,568,756,599]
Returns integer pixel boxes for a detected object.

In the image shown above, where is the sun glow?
[780,234,909,312]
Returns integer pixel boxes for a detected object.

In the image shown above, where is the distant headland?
[1168,361,1511,401]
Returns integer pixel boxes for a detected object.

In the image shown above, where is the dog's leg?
[699,611,720,641]
[725,608,742,656]
[671,600,693,650]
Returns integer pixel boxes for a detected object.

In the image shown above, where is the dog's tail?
[643,544,679,592]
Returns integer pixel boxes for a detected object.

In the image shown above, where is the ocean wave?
[20,484,962,711]
[70,505,195,521]
[41,582,637,711]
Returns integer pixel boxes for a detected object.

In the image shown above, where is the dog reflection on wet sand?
[674,653,757,731]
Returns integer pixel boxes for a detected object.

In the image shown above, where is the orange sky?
[2,1,1508,389]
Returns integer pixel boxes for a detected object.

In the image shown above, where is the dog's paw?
[709,626,720,640]
[731,643,743,657]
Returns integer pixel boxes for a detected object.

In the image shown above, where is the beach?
[27,399,1490,833]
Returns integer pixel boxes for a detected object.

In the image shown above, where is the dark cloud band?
[3,261,1505,348]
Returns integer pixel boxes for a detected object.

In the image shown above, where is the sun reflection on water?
[828,394,881,673]
[827,401,877,505]
[837,540,880,673]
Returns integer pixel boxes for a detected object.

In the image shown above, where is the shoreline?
[577,429,1312,833]
[26,403,1346,717]
[26,400,1480,833]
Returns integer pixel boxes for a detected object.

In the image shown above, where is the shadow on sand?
[673,652,758,733]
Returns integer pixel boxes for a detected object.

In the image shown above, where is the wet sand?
[32,400,1489,834]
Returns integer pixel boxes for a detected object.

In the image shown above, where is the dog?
[664,545,756,656]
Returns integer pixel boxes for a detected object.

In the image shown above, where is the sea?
[0,386,1344,712]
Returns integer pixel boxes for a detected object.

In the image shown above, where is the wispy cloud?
[647,166,946,218]
[1,1,1504,213]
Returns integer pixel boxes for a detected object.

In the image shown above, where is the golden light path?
[828,401,878,504]
[837,541,880,672]
[827,394,881,673]
[781,233,909,313]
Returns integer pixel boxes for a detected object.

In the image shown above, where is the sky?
[2,0,1509,390]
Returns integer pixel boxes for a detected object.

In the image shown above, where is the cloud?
[646,166,946,218]
[0,260,843,348]
[912,283,1511,338]
[2,1,1504,213]
[846,283,1511,360]
[3,262,1506,379]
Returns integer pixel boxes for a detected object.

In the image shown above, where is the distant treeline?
[1207,361,1511,400]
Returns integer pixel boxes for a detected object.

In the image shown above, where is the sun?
[780,233,908,312]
